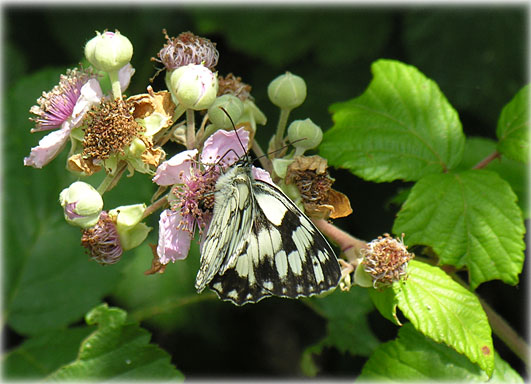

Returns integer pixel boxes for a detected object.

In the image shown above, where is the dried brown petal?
[144,243,167,275]
[67,153,102,175]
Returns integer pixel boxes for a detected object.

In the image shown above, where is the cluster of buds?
[26,28,411,290]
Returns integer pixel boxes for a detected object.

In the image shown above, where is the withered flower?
[285,155,352,220]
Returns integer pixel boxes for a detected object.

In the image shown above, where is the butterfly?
[194,130,341,305]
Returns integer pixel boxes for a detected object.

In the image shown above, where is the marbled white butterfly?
[195,128,341,305]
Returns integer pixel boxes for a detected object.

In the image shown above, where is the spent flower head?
[357,233,414,288]
[155,30,219,72]
[81,211,123,265]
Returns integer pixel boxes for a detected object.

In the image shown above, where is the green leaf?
[360,323,520,381]
[369,285,400,325]
[391,261,494,375]
[302,287,379,375]
[4,327,94,380]
[320,59,465,182]
[47,304,184,381]
[497,84,530,163]
[393,170,525,289]
[457,137,528,216]
[5,69,122,335]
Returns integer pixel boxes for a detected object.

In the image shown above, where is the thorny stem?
[272,108,291,154]
[313,219,366,264]
[185,109,196,149]
[473,150,501,169]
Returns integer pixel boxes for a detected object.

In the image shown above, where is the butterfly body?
[196,159,341,305]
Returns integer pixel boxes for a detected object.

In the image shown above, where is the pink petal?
[201,128,249,167]
[252,166,274,184]
[152,149,198,186]
[118,63,135,92]
[70,78,103,127]
[157,209,192,264]
[23,124,72,168]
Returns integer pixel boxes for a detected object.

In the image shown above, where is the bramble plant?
[6,28,528,381]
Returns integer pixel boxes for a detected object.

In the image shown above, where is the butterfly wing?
[208,179,341,305]
[195,165,254,293]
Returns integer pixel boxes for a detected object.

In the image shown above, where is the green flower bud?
[238,99,267,130]
[267,72,306,110]
[59,181,103,228]
[169,64,218,110]
[287,118,323,155]
[208,95,244,129]
[108,204,151,251]
[84,30,133,73]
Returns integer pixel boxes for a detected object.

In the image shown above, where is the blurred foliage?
[4,4,527,379]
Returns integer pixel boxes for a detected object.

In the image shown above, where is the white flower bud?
[85,30,133,73]
[59,181,103,228]
[169,64,218,110]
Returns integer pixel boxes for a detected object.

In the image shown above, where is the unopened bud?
[169,64,218,110]
[287,118,323,155]
[267,72,306,110]
[85,30,133,73]
[59,181,103,228]
[208,95,244,129]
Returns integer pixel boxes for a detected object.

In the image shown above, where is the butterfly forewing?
[196,162,341,305]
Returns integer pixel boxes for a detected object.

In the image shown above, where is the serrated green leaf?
[4,327,94,380]
[392,261,494,375]
[497,84,530,163]
[393,170,525,289]
[369,285,400,325]
[456,137,528,216]
[321,59,465,182]
[5,69,123,335]
[360,323,519,381]
[47,304,184,381]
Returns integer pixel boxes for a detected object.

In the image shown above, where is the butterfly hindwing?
[195,166,254,293]
[202,165,341,305]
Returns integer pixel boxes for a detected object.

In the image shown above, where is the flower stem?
[142,195,169,220]
[313,219,366,263]
[251,139,273,174]
[96,161,127,195]
[108,70,122,100]
[186,109,196,149]
[272,107,291,154]
[473,150,501,169]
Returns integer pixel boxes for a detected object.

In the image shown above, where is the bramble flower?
[155,30,219,72]
[355,234,414,288]
[24,65,135,169]
[152,128,273,267]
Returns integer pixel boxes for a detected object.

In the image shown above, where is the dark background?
[4,4,528,379]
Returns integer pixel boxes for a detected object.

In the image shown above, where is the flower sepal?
[108,204,151,251]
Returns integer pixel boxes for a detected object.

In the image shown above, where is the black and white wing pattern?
[195,162,341,305]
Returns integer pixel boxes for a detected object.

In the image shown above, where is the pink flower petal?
[23,124,72,168]
[252,166,274,184]
[153,149,198,186]
[201,128,249,167]
[118,63,135,92]
[157,209,192,264]
[71,78,103,127]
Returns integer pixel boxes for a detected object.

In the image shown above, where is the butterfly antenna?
[219,107,248,157]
